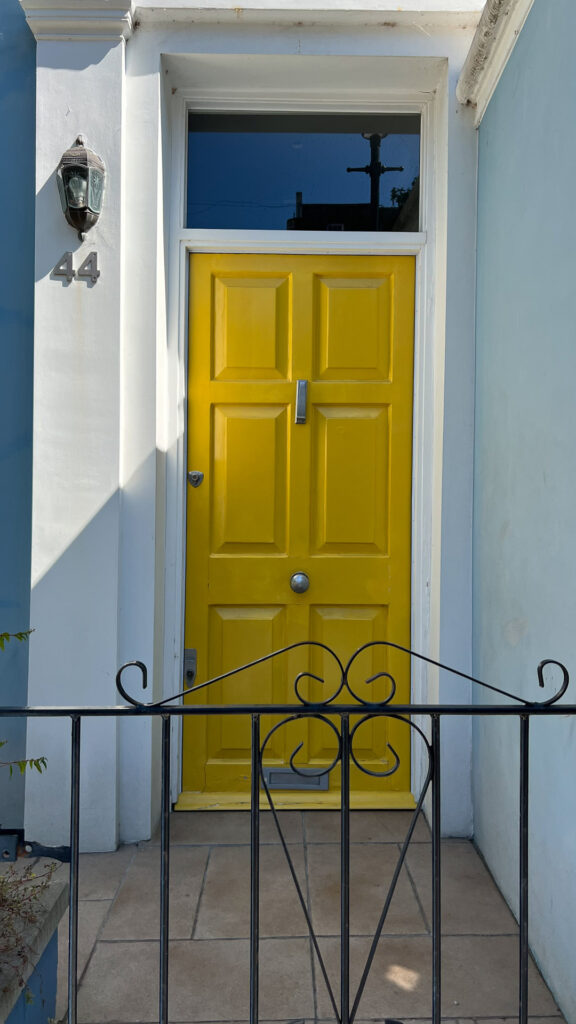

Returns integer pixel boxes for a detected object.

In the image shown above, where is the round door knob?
[290,572,310,594]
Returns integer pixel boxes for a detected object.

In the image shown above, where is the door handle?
[295,380,308,424]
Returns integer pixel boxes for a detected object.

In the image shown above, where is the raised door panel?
[211,405,288,553]
[311,405,390,554]
[315,274,392,381]
[213,274,291,381]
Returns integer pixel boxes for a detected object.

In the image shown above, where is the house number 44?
[53,251,100,284]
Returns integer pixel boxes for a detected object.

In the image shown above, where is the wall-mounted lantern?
[56,135,105,240]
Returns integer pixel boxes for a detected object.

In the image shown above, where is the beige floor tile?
[56,898,112,1020]
[314,934,561,1021]
[476,1019,564,1023]
[315,935,434,1019]
[100,845,209,940]
[286,1018,563,1024]
[168,937,314,1021]
[195,845,307,939]
[304,810,431,844]
[77,940,159,1022]
[307,843,427,936]
[161,811,304,846]
[74,844,137,899]
[441,936,562,1017]
[406,841,517,934]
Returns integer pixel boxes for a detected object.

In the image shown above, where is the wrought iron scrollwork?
[534,659,570,706]
[115,640,570,711]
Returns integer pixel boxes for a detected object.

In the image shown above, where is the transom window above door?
[186,112,420,232]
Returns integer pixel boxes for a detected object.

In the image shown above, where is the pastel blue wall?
[0,0,35,826]
[473,0,576,1018]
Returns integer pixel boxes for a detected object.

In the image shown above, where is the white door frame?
[162,70,447,805]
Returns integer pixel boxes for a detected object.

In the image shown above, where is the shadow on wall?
[25,489,126,851]
[24,442,166,850]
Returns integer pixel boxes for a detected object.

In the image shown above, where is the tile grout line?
[71,930,531,946]
[191,845,213,939]
[301,810,320,1024]
[401,838,432,934]
[77,844,138,983]
[57,844,139,1023]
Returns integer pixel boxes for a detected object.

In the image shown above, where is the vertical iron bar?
[341,713,351,1024]
[519,715,530,1024]
[250,714,261,1024]
[159,715,171,1024]
[431,714,441,1024]
[68,715,81,1024]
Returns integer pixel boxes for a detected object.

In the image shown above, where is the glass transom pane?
[187,113,420,232]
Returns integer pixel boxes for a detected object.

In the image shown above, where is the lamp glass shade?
[88,171,104,214]
[56,137,106,235]
[62,167,89,209]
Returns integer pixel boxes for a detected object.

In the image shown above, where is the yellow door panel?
[311,404,390,553]
[212,405,288,552]
[315,273,392,380]
[179,253,415,810]
[213,273,291,380]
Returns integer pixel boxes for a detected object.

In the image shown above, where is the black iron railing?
[1,641,572,1024]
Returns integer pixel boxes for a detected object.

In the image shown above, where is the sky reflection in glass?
[187,114,420,231]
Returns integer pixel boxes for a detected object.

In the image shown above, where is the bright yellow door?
[178,253,415,810]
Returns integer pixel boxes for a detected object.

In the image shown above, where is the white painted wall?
[25,34,128,851]
[22,1,480,848]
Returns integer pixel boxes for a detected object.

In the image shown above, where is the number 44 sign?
[53,251,100,284]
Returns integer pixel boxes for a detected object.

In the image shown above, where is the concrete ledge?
[0,876,69,1022]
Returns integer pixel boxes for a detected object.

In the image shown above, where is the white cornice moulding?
[135,2,484,29]
[21,3,134,41]
[135,0,485,10]
[456,0,535,126]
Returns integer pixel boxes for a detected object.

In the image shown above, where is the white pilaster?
[22,0,133,851]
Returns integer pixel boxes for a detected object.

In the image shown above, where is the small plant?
[0,862,56,999]
[0,744,47,778]
[0,631,34,651]
[0,631,46,776]
[1,627,54,1007]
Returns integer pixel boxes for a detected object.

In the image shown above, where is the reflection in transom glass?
[187,113,420,232]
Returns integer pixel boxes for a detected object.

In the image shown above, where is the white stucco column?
[21,0,133,851]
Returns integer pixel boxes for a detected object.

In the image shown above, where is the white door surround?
[21,1,479,848]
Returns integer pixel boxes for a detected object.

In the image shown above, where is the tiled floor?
[53,811,565,1024]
